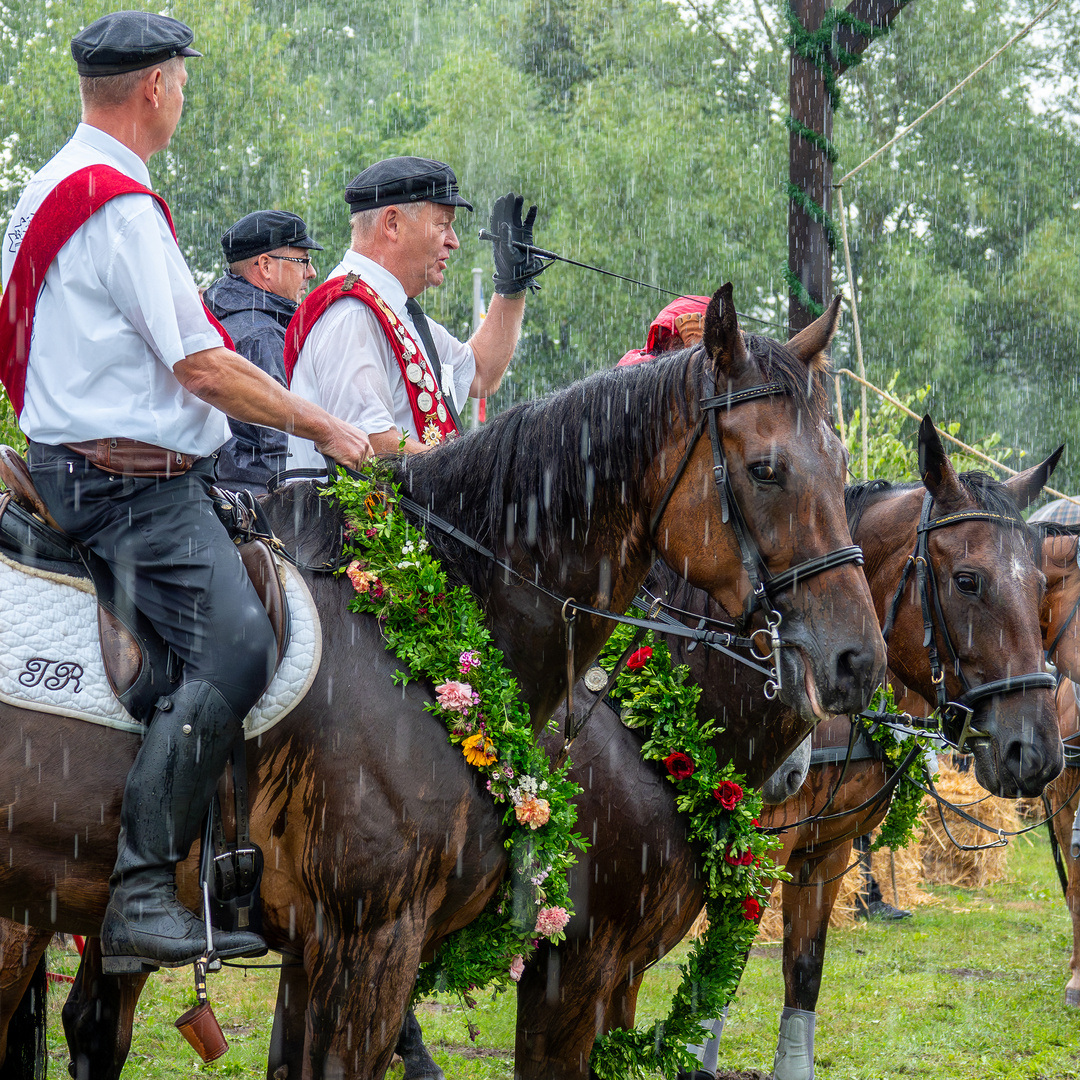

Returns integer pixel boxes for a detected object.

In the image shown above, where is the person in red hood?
[616,294,710,366]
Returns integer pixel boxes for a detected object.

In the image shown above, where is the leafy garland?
[589,623,782,1080]
[858,685,938,852]
[330,470,584,1009]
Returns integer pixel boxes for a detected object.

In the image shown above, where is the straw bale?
[919,759,1017,888]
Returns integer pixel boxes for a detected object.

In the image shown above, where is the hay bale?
[753,825,935,941]
[919,758,1017,888]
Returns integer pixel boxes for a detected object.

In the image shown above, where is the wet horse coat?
[0,287,887,1079]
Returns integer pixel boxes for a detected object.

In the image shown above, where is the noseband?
[649,370,865,698]
[881,492,1055,751]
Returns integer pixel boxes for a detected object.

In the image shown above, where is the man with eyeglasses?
[204,210,322,492]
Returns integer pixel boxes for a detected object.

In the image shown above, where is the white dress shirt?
[1,124,228,456]
[287,249,474,469]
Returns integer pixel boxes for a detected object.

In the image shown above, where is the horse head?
[855,416,1062,797]
[653,284,885,723]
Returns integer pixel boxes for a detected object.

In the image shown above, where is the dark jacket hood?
[203,272,297,328]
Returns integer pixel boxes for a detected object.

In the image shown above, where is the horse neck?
[850,487,924,683]
[1043,534,1080,679]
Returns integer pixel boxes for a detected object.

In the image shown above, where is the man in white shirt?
[1,10,371,973]
[286,156,547,462]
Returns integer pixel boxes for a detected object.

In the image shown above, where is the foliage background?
[0,0,1076,484]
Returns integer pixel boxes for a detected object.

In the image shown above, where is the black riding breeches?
[28,441,276,718]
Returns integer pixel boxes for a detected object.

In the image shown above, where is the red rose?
[752,818,760,827]
[741,851,755,866]
[742,896,762,921]
[626,647,653,671]
[663,752,695,780]
[713,780,744,810]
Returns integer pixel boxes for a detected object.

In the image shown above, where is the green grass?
[42,832,1080,1078]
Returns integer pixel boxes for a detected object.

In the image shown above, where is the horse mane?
[845,471,1030,541]
[261,479,347,569]
[393,335,829,590]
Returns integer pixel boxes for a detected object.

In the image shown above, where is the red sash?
[0,163,232,416]
[284,274,459,446]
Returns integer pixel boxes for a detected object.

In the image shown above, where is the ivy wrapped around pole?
[782,0,911,328]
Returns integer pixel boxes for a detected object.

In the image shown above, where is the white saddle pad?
[0,549,322,738]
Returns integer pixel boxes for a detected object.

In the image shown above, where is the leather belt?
[63,438,200,478]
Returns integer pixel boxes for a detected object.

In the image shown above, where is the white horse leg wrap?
[685,1005,728,1072]
[771,1006,816,1080]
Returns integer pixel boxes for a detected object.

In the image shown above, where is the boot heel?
[101,954,160,975]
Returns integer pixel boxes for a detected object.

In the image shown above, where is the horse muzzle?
[967,688,1064,797]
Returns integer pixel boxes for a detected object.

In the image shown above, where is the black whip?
[477,229,787,331]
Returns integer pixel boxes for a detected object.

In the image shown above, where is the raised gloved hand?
[489,192,547,295]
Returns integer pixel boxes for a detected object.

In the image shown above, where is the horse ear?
[702,283,748,378]
[918,414,964,507]
[1003,445,1064,510]
[786,296,842,367]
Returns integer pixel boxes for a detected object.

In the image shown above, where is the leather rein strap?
[881,492,1055,750]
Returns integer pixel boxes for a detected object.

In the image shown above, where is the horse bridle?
[881,491,1055,752]
[649,369,865,697]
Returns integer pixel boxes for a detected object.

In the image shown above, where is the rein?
[881,492,1055,751]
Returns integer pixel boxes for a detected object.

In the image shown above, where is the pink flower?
[626,646,653,671]
[509,955,525,982]
[364,527,377,538]
[436,680,478,713]
[515,795,551,830]
[346,561,379,594]
[459,650,482,674]
[535,906,571,938]
[713,780,744,810]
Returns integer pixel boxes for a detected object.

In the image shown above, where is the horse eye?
[750,463,777,484]
[954,572,981,596]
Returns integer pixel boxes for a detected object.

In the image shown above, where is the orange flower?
[515,795,551,829]
[462,732,498,767]
[364,491,385,518]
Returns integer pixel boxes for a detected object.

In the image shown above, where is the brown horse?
[706,505,1080,1080]
[507,425,1062,1080]
[1031,524,1080,1009]
[0,286,886,1079]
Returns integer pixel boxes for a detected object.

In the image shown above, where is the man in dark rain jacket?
[203,210,322,492]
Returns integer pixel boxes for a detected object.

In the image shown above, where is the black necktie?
[405,297,463,432]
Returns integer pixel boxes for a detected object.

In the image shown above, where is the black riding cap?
[71,11,201,77]
[345,157,474,214]
[221,210,324,264]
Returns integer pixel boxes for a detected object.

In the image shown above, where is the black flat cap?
[221,211,324,264]
[345,156,474,214]
[71,11,201,77]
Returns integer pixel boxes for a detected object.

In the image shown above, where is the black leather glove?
[489,192,547,295]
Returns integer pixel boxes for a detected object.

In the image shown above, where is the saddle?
[0,445,290,723]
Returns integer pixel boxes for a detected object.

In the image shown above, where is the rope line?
[834,366,1080,506]
[836,0,1065,186]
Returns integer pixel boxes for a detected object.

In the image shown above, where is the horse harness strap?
[882,492,1055,750]
[649,373,865,635]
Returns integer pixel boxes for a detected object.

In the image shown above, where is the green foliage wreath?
[588,623,782,1080]
[332,471,584,1009]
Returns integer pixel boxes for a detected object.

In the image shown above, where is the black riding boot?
[101,681,267,973]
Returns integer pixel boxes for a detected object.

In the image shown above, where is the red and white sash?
[284,273,459,446]
[0,163,232,416]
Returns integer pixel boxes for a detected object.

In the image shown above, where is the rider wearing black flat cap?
[2,10,371,976]
[285,155,548,460]
[205,210,324,493]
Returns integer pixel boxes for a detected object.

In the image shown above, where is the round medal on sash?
[423,372,436,393]
[417,391,434,413]
[437,403,447,423]
[405,363,423,384]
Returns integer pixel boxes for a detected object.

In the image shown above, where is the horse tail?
[0,950,47,1080]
